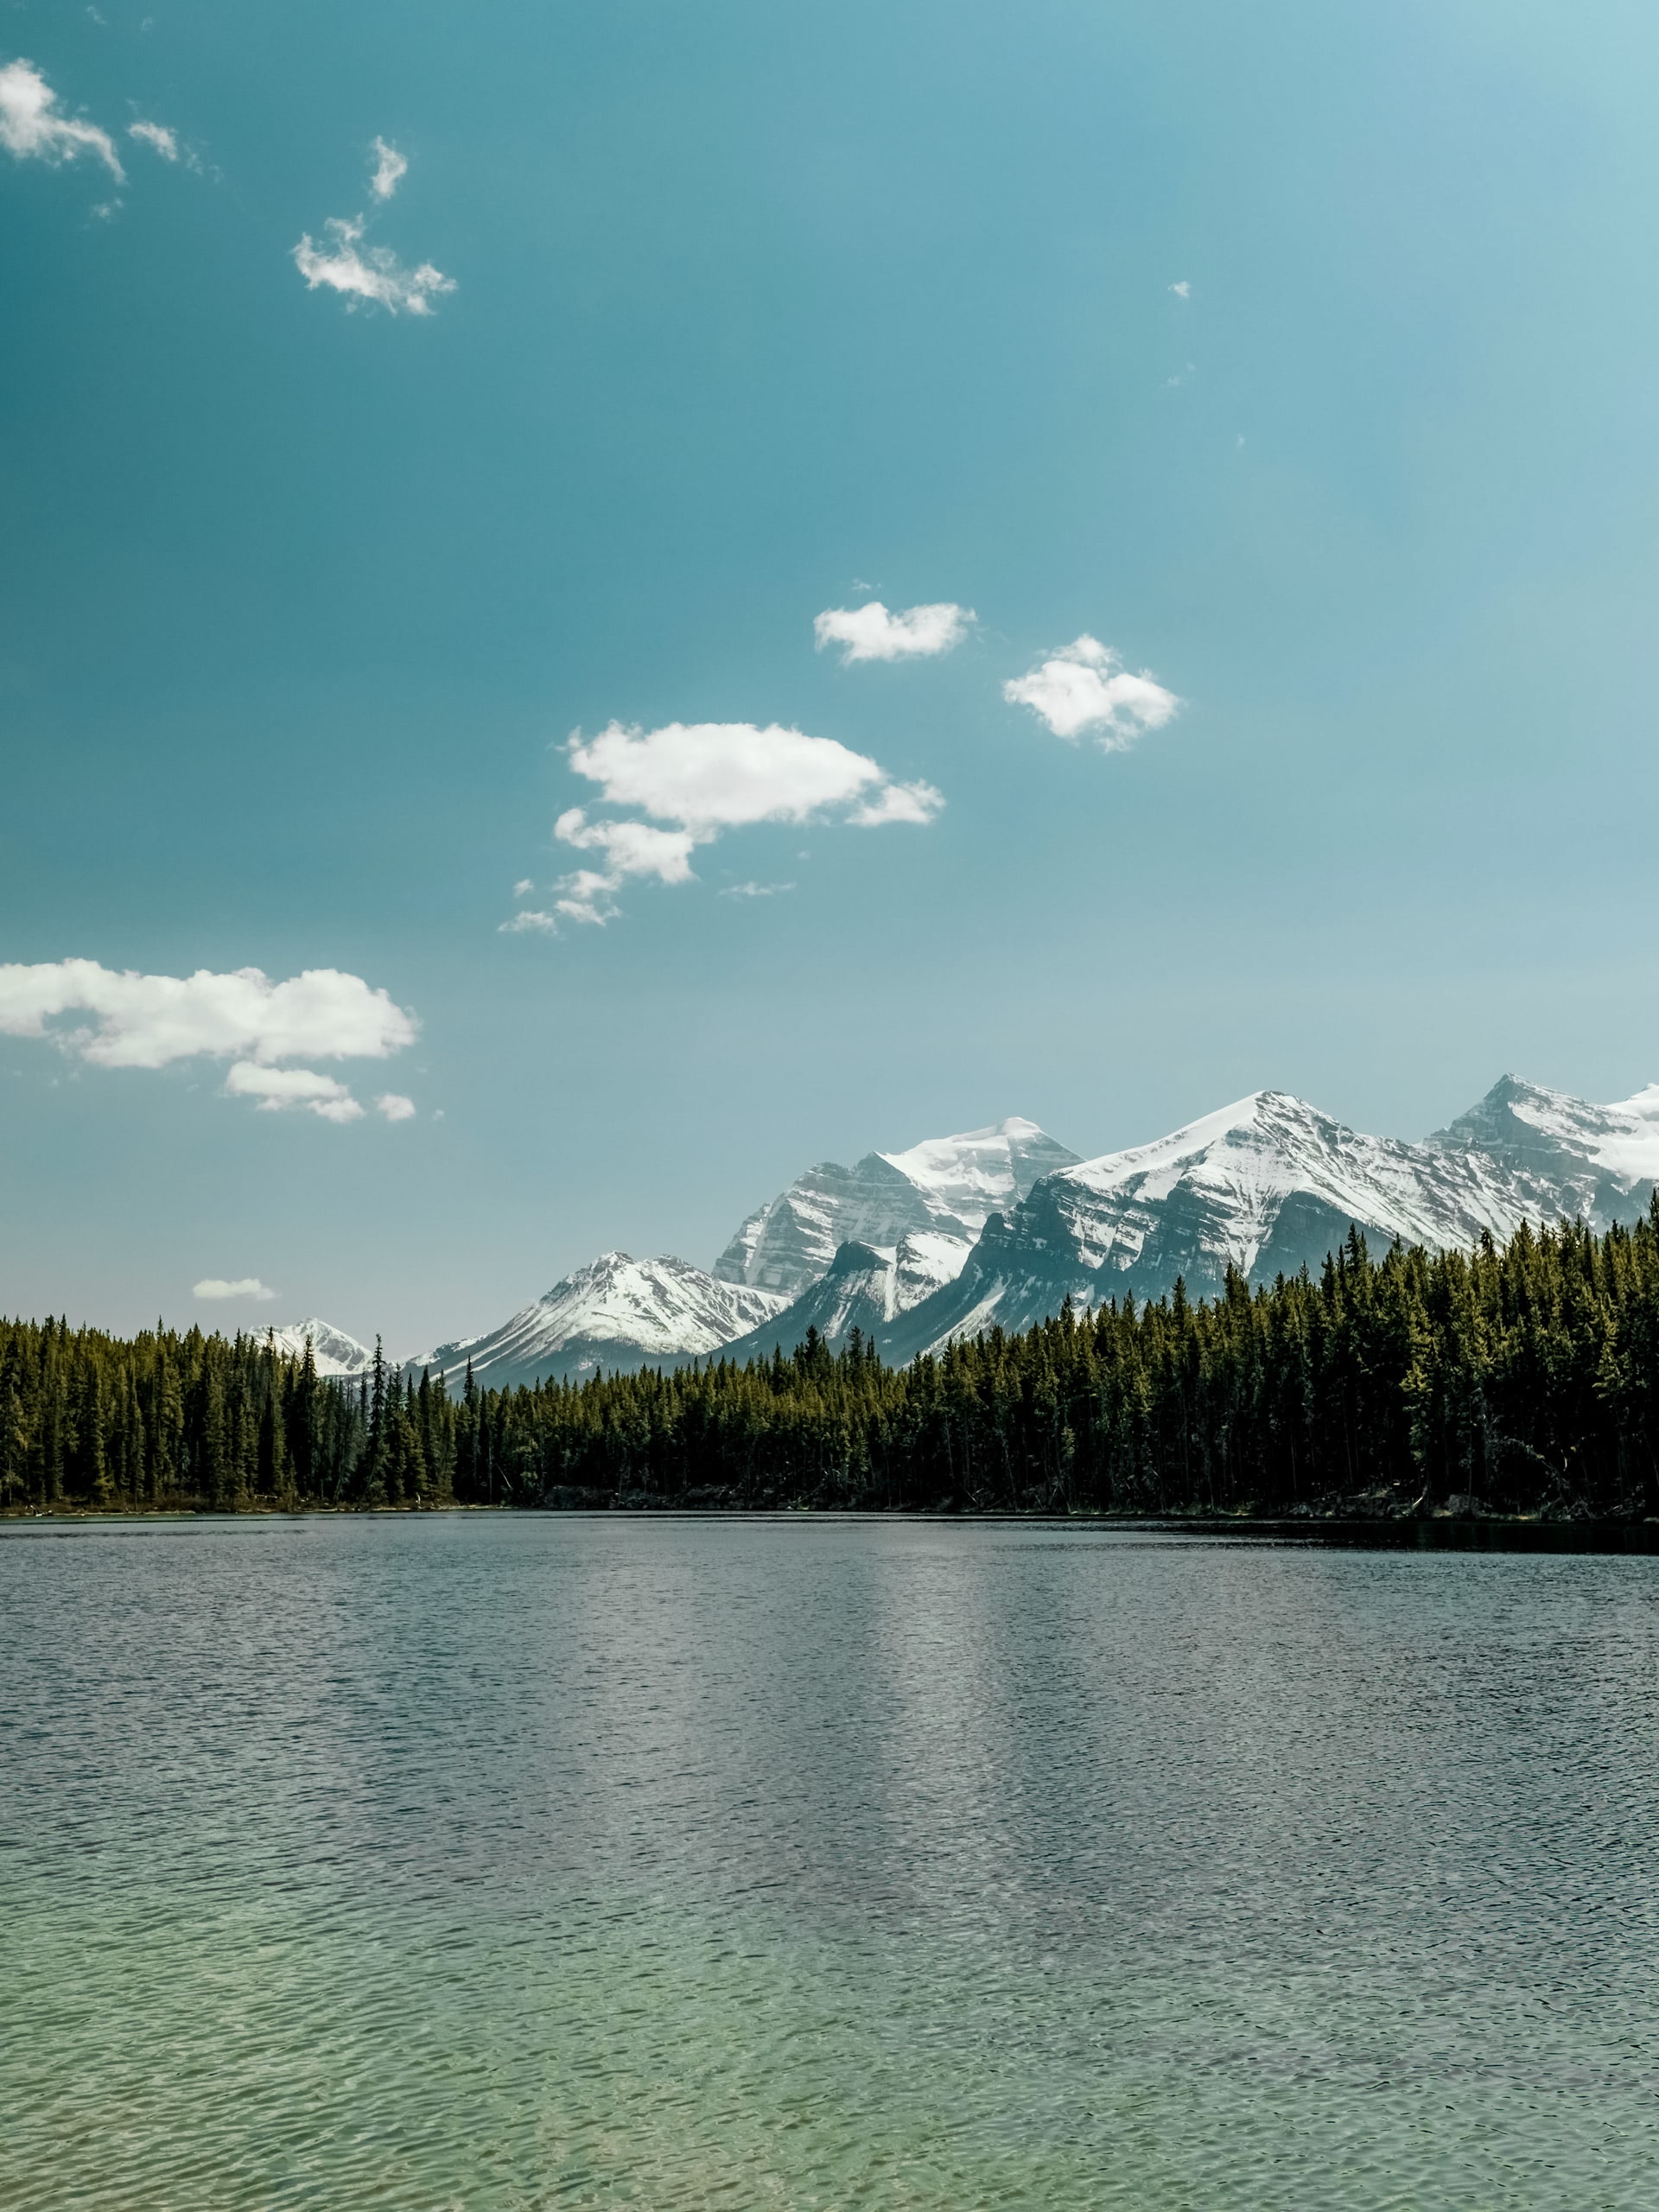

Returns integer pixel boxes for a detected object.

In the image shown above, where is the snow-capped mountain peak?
[264,1318,375,1378]
[879,1088,1578,1365]
[714,1115,1079,1296]
[878,1116,1082,1234]
[406,1253,789,1389]
[1430,1074,1659,1214]
[1053,1089,1550,1279]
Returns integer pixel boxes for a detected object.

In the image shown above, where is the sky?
[5,0,1659,1352]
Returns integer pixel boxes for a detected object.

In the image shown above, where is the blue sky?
[5,0,1659,1350]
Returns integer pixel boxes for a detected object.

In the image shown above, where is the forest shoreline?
[6,1500,1657,1552]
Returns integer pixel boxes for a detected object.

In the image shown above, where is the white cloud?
[1003,635,1182,749]
[376,1092,416,1122]
[293,214,454,316]
[520,721,940,926]
[128,118,177,162]
[1170,279,1191,299]
[849,779,944,827]
[550,873,617,927]
[0,58,124,180]
[224,1062,365,1122]
[512,878,536,898]
[720,880,795,899]
[813,601,974,664]
[0,959,416,1122]
[0,959,416,1067]
[501,723,946,934]
[369,136,407,200]
[568,721,882,831]
[554,809,697,881]
[193,1277,278,1302]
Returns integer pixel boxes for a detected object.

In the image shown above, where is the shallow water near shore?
[4,1515,1656,2209]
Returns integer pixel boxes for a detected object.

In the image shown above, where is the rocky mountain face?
[266,1318,376,1378]
[405,1253,788,1389]
[713,1117,1081,1295]
[717,1230,973,1363]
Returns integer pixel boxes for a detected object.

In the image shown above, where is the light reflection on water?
[3,1515,1656,2208]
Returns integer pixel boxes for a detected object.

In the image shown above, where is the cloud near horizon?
[814,600,974,663]
[0,959,419,1123]
[1003,635,1182,748]
[0,57,124,181]
[193,1277,278,1302]
[515,721,944,927]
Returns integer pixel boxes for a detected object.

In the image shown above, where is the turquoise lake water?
[3,1514,1656,2209]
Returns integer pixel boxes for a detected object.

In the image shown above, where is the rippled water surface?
[3,1515,1657,2209]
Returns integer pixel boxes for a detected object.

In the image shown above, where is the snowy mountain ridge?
[284,1078,1659,1393]
[877,1080,1657,1365]
[1429,1074,1659,1213]
[404,1253,790,1390]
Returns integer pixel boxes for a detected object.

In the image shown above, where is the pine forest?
[9,1206,1659,1521]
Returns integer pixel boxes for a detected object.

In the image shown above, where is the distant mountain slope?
[717,1230,972,1363]
[406,1254,788,1389]
[1429,1074,1659,1225]
[877,1090,1573,1364]
[266,1318,375,1378]
[713,1117,1079,1295]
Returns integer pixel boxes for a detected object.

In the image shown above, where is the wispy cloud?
[127,118,177,162]
[1004,635,1182,748]
[369,136,407,201]
[512,878,536,898]
[813,600,974,664]
[517,721,943,928]
[194,1277,278,1302]
[0,959,418,1122]
[375,1092,416,1122]
[224,1062,365,1122]
[1170,279,1191,299]
[293,213,454,315]
[0,58,124,180]
[720,880,795,899]
[499,909,559,935]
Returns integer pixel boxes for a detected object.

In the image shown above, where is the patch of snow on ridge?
[893,1230,974,1310]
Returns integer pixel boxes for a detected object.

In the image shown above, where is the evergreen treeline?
[10,1205,1659,1518]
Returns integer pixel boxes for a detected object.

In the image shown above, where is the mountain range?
[273,1078,1659,1390]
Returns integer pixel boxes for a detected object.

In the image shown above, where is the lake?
[3,1514,1656,2209]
